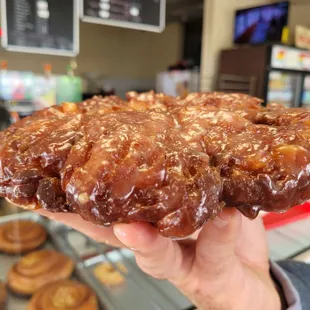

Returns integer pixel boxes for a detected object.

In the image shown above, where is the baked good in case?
[0,220,47,254]
[27,280,98,310]
[7,249,74,296]
[94,262,127,286]
[0,281,7,309]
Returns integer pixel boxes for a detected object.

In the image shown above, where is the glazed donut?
[94,262,127,286]
[27,280,98,310]
[0,220,47,254]
[0,281,7,309]
[7,249,74,296]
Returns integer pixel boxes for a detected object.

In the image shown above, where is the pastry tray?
[0,212,194,310]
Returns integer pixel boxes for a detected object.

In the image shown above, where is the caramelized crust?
[94,262,127,286]
[27,280,98,310]
[0,281,7,309]
[1,92,310,237]
[0,220,47,254]
[8,250,74,296]
[62,111,222,237]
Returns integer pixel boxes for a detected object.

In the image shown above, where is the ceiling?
[289,0,310,3]
[166,0,204,23]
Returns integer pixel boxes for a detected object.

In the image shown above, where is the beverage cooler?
[302,76,310,108]
[219,44,310,107]
[267,71,301,108]
[0,71,83,121]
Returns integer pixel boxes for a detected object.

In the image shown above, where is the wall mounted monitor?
[234,1,289,45]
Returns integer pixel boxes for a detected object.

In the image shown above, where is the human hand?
[37,208,281,310]
[111,209,281,310]
[36,209,125,248]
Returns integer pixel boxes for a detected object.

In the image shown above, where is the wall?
[288,3,310,42]
[200,0,271,91]
[200,0,310,91]
[0,22,183,80]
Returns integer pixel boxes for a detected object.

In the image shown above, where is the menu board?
[81,0,166,32]
[1,0,79,56]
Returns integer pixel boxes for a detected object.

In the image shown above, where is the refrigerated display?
[56,75,82,104]
[0,71,34,101]
[302,76,310,108]
[0,71,83,120]
[267,71,301,107]
[219,44,310,107]
[33,75,57,109]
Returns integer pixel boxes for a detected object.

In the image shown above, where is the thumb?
[113,223,193,281]
[195,208,242,274]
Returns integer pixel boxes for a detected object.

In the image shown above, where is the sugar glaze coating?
[1,92,310,237]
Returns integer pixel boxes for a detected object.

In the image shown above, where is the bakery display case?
[0,71,82,121]
[0,210,194,310]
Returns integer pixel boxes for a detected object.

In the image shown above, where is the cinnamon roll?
[7,250,74,296]
[0,220,47,254]
[0,281,7,310]
[27,280,98,310]
[94,262,127,286]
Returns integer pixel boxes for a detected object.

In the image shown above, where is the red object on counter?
[263,203,310,230]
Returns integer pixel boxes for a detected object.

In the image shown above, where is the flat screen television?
[234,1,289,45]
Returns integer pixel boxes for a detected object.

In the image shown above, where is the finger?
[36,210,125,248]
[195,208,242,274]
[113,222,194,281]
[235,216,269,269]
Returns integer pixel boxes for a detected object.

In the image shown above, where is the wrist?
[239,271,282,310]
[185,280,281,310]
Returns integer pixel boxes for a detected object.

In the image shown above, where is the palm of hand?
[37,208,280,310]
[113,209,281,310]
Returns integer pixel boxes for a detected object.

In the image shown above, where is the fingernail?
[130,247,138,251]
[113,227,127,239]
